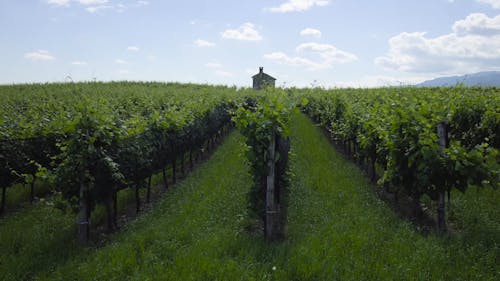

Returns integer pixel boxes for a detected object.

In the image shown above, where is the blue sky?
[1,0,500,87]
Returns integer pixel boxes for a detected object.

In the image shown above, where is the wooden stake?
[78,182,89,244]
[266,133,277,242]
[172,157,177,184]
[181,152,185,177]
[113,190,118,229]
[146,176,152,203]
[1,185,6,215]
[437,121,448,232]
[105,192,114,232]
[189,150,193,169]
[162,168,168,189]
[135,183,140,214]
[30,176,36,203]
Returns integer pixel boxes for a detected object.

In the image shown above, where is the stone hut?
[252,67,276,90]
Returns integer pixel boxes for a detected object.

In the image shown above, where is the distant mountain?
[417,71,500,87]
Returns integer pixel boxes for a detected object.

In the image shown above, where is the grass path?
[35,131,279,281]
[281,112,497,280]
[2,113,498,280]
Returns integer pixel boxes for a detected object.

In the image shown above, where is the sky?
[1,0,500,87]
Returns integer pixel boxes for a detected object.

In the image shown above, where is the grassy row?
[0,171,172,280]
[280,112,498,280]
[28,132,274,280]
[1,112,498,280]
[0,139,231,280]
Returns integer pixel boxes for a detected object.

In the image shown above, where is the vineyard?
[0,82,246,238]
[0,83,498,280]
[302,87,499,230]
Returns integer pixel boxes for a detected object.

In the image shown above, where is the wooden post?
[162,168,168,189]
[146,176,152,203]
[78,182,89,244]
[266,133,277,242]
[1,185,6,215]
[351,141,355,159]
[113,190,118,229]
[437,121,448,232]
[189,150,193,169]
[135,183,140,214]
[447,190,451,213]
[105,192,114,232]
[370,158,376,182]
[172,157,177,184]
[181,152,185,177]
[30,176,36,203]
[86,186,92,220]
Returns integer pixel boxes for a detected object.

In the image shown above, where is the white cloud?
[300,28,322,38]
[376,13,500,74]
[48,0,109,7]
[477,0,500,9]
[333,75,429,88]
[127,46,140,52]
[86,5,112,13]
[194,39,216,47]
[215,70,233,77]
[47,0,70,7]
[264,42,357,71]
[205,62,222,68]
[78,0,109,5]
[264,52,323,70]
[296,43,358,64]
[268,0,330,13]
[71,61,88,65]
[24,50,55,61]
[46,0,147,13]
[452,13,500,35]
[115,59,128,64]
[221,23,262,41]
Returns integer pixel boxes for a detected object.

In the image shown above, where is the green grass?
[0,180,168,281]
[0,156,197,280]
[447,187,499,247]
[280,112,498,280]
[0,201,77,280]
[3,181,54,210]
[1,113,498,280]
[34,131,278,281]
